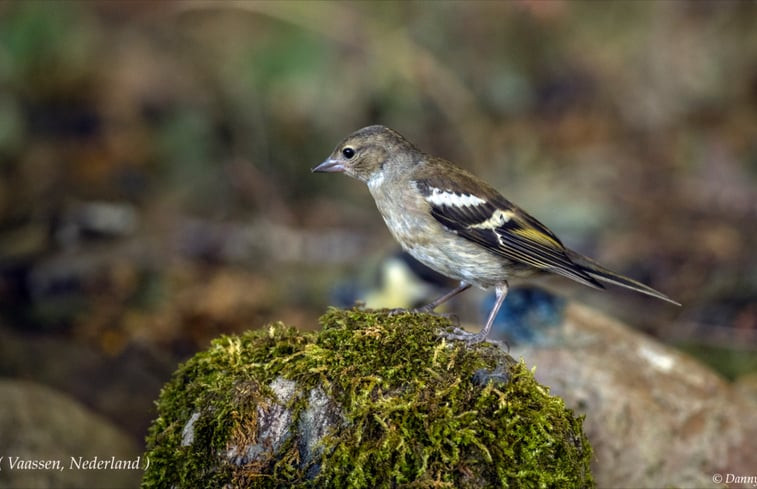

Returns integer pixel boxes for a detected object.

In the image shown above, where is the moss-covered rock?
[142,308,593,488]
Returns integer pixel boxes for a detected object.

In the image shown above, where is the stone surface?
[510,304,757,489]
[0,379,142,489]
[0,324,170,438]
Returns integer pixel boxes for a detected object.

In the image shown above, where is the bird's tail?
[566,249,681,306]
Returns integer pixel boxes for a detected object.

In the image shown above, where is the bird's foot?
[439,327,510,350]
[439,327,487,345]
[386,307,411,316]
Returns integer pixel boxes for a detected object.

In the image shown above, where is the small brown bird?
[313,125,679,344]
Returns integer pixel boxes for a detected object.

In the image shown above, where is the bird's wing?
[413,170,602,288]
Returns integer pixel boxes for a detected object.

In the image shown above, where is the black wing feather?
[416,177,602,288]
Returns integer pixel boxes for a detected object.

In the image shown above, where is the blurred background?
[0,0,756,460]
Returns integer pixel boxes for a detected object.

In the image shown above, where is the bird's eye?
[342,147,355,159]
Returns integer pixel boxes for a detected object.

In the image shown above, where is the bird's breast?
[368,182,519,288]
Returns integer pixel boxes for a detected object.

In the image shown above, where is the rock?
[0,379,142,489]
[0,325,171,438]
[142,308,594,488]
[511,304,757,489]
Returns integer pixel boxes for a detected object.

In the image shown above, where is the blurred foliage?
[0,0,756,442]
[679,343,757,381]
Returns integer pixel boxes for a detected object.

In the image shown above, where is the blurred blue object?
[482,286,566,346]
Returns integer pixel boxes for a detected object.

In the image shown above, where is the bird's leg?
[417,281,472,313]
[442,282,509,345]
[388,282,471,322]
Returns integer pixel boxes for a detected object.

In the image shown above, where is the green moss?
[142,308,593,488]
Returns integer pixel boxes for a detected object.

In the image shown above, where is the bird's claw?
[386,307,411,316]
[439,327,486,345]
[439,327,510,350]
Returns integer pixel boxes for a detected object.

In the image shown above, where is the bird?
[312,125,680,344]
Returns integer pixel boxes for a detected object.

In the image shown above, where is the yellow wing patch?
[511,227,562,249]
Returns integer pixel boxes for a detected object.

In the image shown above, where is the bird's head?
[312,125,419,185]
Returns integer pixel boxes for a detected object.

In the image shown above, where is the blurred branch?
[169,0,494,163]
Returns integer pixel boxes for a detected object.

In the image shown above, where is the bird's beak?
[311,158,345,173]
